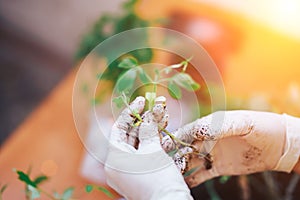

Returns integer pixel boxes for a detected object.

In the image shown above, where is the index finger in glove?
[162,111,254,152]
[110,96,145,144]
[138,96,168,152]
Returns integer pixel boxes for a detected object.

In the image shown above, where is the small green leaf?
[168,81,182,99]
[183,167,200,177]
[62,187,74,200]
[138,68,151,84]
[33,175,48,185]
[145,92,156,110]
[85,185,94,193]
[167,149,178,157]
[173,73,200,91]
[145,92,156,101]
[118,57,138,69]
[16,170,36,188]
[27,185,40,200]
[112,96,125,108]
[116,69,137,93]
[97,187,113,198]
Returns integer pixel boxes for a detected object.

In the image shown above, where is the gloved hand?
[104,96,193,200]
[162,110,300,188]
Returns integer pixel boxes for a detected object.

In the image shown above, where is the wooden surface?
[0,70,118,199]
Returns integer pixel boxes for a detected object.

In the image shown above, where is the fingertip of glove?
[130,96,145,112]
[133,96,145,104]
[155,96,166,103]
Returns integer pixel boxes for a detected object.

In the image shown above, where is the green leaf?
[145,92,156,101]
[118,57,138,69]
[27,185,40,200]
[167,149,178,157]
[168,81,182,99]
[183,167,200,177]
[173,73,200,91]
[138,68,151,84]
[112,96,125,108]
[145,92,156,110]
[85,185,94,193]
[33,175,48,185]
[97,187,113,198]
[116,69,137,93]
[16,170,36,188]
[62,187,74,200]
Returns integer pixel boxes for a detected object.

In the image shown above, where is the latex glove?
[104,97,193,200]
[162,110,300,188]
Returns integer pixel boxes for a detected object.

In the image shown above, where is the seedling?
[112,56,212,177]
[12,169,113,200]
[113,56,200,109]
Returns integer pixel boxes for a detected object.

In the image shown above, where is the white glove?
[104,97,193,200]
[162,110,300,188]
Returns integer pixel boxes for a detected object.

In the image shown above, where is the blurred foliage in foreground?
[75,0,154,84]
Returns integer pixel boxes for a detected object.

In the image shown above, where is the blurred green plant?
[76,0,158,87]
[113,56,200,109]
[11,169,113,200]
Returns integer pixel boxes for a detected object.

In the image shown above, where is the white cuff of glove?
[275,114,300,172]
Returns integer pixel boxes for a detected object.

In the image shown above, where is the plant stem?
[159,126,211,160]
[159,127,204,155]
[121,91,143,124]
[38,188,56,200]
[160,127,192,148]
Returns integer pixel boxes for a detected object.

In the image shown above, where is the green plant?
[113,56,199,107]
[111,56,215,177]
[76,0,168,106]
[76,0,166,92]
[11,169,113,200]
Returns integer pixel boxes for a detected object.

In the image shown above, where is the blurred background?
[1,0,300,199]
[0,0,125,144]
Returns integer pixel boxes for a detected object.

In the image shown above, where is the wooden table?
[0,70,118,199]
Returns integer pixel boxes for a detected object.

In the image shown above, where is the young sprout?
[112,56,208,177]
